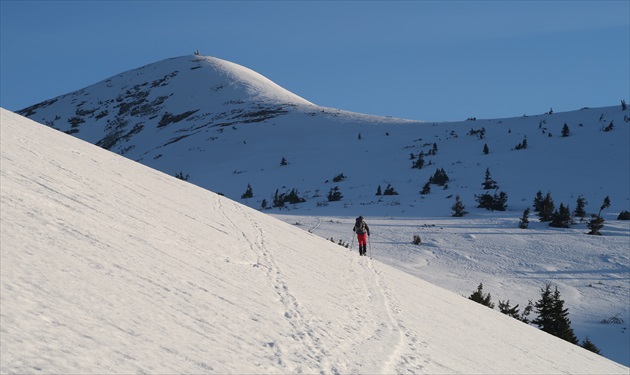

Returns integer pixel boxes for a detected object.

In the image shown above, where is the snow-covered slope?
[2,109,627,373]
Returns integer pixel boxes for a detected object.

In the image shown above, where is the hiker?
[353,216,370,256]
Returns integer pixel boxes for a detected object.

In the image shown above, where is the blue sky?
[1,1,628,122]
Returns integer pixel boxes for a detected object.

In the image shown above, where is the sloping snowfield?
[1,109,627,373]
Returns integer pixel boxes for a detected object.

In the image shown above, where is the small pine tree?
[451,195,468,217]
[375,185,382,196]
[483,143,489,155]
[533,283,578,344]
[383,184,398,195]
[603,121,614,132]
[498,300,521,319]
[549,203,572,228]
[561,123,570,137]
[175,171,190,181]
[539,192,555,222]
[332,173,346,182]
[533,191,544,212]
[519,208,530,229]
[241,183,253,199]
[429,168,449,186]
[327,186,343,202]
[280,157,288,166]
[261,199,268,210]
[412,153,425,169]
[492,191,508,211]
[573,195,588,220]
[581,337,601,355]
[482,168,498,189]
[420,181,431,195]
[587,196,610,235]
[622,99,627,111]
[617,210,630,220]
[468,283,495,309]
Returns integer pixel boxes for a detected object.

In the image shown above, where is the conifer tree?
[451,195,468,217]
[483,143,489,155]
[532,283,578,344]
[539,192,555,222]
[412,153,425,169]
[280,157,288,166]
[420,181,431,195]
[573,195,588,220]
[519,208,530,229]
[383,184,398,195]
[430,168,449,186]
[549,203,572,228]
[498,300,521,319]
[580,337,601,355]
[375,185,382,196]
[468,283,495,309]
[482,168,498,189]
[561,123,570,137]
[327,186,343,202]
[533,191,544,212]
[587,196,610,235]
[241,183,253,199]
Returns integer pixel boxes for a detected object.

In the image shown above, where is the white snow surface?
[2,109,628,374]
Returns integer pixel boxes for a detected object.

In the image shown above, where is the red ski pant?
[357,233,367,247]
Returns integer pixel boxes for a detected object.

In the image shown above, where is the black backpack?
[354,219,366,234]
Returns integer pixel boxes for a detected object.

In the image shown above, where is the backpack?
[354,219,366,234]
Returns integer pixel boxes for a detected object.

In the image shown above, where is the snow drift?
[1,108,627,373]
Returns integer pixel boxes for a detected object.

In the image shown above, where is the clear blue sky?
[1,0,628,122]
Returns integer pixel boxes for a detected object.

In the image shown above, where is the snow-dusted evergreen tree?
[538,192,555,222]
[561,123,570,137]
[482,168,498,190]
[412,153,425,169]
[420,181,431,195]
[519,208,530,229]
[483,143,489,155]
[383,184,398,195]
[468,283,494,309]
[241,183,253,199]
[475,191,508,211]
[451,195,468,217]
[280,157,288,166]
[375,185,382,196]
[429,168,449,186]
[532,283,578,345]
[573,195,588,220]
[581,337,601,355]
[498,300,521,319]
[587,196,610,235]
[327,186,343,202]
[533,191,544,212]
[549,203,572,228]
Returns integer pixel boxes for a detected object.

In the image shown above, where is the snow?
[1,108,628,373]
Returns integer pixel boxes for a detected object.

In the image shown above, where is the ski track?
[220,201,335,374]
[363,258,428,374]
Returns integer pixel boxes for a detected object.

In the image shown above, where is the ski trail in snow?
[222,202,335,374]
[365,259,428,374]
